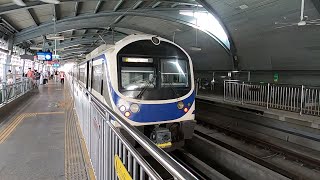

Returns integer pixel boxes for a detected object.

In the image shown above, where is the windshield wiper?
[167,82,179,98]
[163,75,179,98]
[136,76,156,99]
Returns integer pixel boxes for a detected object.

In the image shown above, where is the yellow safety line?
[0,111,64,144]
[75,115,96,180]
[0,114,26,143]
[34,111,64,115]
[64,107,67,179]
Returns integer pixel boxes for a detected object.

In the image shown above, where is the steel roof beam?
[45,36,123,49]
[114,0,124,11]
[132,0,143,9]
[27,9,38,26]
[113,15,124,24]
[152,2,161,8]
[74,2,79,16]
[14,10,228,51]
[311,0,320,15]
[0,16,19,33]
[94,0,103,14]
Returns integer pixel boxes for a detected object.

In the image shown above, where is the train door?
[87,60,92,90]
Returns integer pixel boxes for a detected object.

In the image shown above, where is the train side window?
[92,64,103,94]
[79,64,86,83]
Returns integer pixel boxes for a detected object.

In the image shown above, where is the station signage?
[37,52,52,61]
[52,63,60,68]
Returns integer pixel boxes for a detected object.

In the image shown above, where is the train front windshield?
[118,40,192,100]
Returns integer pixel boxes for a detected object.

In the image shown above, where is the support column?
[2,36,14,102]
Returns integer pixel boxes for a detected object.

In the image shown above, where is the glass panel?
[79,64,86,83]
[121,67,155,90]
[92,64,103,93]
[161,59,189,87]
[179,10,230,49]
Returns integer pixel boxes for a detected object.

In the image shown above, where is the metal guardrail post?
[223,80,226,101]
[3,83,7,104]
[300,85,304,115]
[241,82,244,105]
[267,83,270,109]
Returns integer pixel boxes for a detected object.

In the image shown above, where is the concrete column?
[2,36,14,102]
[2,36,13,83]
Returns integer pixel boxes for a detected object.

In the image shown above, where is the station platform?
[0,81,91,180]
[196,93,320,130]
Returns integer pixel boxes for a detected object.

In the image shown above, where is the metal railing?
[0,78,33,106]
[224,80,320,116]
[66,74,197,180]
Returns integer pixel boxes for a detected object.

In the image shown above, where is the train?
[72,34,195,149]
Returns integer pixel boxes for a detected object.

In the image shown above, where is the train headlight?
[177,101,184,109]
[119,105,126,112]
[124,111,131,117]
[130,104,140,113]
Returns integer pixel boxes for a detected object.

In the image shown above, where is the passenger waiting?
[60,71,65,84]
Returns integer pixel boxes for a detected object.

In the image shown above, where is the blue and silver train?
[74,34,195,149]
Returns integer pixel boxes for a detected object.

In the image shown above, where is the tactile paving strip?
[65,89,90,180]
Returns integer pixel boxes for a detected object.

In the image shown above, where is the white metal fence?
[224,81,320,116]
[0,78,33,106]
[67,74,197,180]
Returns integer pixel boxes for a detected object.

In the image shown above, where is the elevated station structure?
[0,0,319,180]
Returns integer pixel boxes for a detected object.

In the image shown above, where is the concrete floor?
[0,82,65,180]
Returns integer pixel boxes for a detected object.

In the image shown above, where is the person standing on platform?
[27,68,33,79]
[6,70,14,99]
[35,70,40,87]
[43,71,49,85]
[7,70,14,85]
[39,71,44,85]
[60,71,65,84]
[54,70,58,82]
[27,68,35,87]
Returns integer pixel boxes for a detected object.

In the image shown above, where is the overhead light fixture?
[46,34,65,40]
[190,46,202,51]
[239,4,249,10]
[29,46,43,50]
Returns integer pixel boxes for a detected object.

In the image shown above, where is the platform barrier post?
[3,83,7,104]
[223,80,226,101]
[300,85,304,115]
[267,83,270,109]
[241,82,244,105]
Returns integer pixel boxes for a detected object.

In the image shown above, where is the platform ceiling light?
[12,0,60,6]
[180,9,230,49]
[239,4,249,10]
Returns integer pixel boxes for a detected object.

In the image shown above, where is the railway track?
[193,116,320,179]
[195,120,320,171]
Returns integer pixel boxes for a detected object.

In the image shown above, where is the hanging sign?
[273,73,279,83]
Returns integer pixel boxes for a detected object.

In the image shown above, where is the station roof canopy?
[0,0,319,71]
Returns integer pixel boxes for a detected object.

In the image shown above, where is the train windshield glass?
[161,59,189,87]
[119,57,190,100]
[121,66,155,90]
[117,40,191,100]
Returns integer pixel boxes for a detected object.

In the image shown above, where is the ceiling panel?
[33,6,53,24]
[78,1,97,15]
[59,2,75,18]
